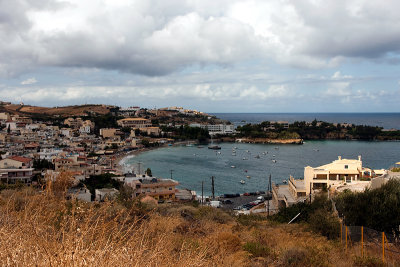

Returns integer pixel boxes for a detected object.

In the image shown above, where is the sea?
[122,113,400,196]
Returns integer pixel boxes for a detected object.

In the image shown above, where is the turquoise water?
[122,141,400,195]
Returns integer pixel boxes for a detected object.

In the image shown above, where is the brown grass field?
[0,177,396,266]
[1,104,113,117]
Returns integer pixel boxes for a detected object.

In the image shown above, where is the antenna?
[201,181,204,206]
[211,176,215,200]
[170,169,174,180]
[137,162,142,175]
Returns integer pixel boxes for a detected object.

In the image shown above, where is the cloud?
[1,0,400,77]
[21,77,38,85]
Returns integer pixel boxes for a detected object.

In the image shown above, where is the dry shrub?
[45,171,75,198]
[195,206,233,224]
[281,246,329,267]
[353,256,386,267]
[216,232,242,252]
[0,192,215,266]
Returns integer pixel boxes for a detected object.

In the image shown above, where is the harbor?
[121,140,400,196]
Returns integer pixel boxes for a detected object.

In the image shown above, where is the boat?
[231,165,236,168]
[262,152,266,155]
[240,180,246,184]
[282,180,287,184]
[244,170,248,173]
[246,175,251,179]
[272,159,277,163]
[275,147,279,150]
[242,157,248,160]
[208,145,221,150]
[254,155,260,159]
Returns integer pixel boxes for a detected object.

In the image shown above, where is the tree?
[146,168,152,177]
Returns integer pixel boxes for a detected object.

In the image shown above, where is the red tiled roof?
[8,156,32,163]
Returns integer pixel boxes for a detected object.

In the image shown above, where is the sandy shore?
[114,145,168,174]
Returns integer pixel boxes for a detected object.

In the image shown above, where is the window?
[169,187,172,190]
[344,165,348,169]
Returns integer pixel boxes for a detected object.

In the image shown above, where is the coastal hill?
[0,103,115,117]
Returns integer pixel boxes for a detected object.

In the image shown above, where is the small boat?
[246,150,250,153]
[217,151,221,154]
[254,155,260,159]
[275,147,279,150]
[208,145,221,150]
[313,149,319,152]
[242,157,248,160]
[244,170,248,173]
[246,175,251,179]
[282,180,287,184]
[231,165,236,168]
[234,147,238,149]
[240,180,246,184]
[272,155,276,157]
[272,159,277,163]
[262,152,266,155]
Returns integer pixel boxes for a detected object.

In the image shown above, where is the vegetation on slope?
[335,179,400,237]
[1,179,393,266]
[236,120,400,140]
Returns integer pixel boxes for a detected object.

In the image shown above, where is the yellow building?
[125,174,179,201]
[117,118,151,129]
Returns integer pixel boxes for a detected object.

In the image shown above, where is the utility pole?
[201,181,204,206]
[211,176,215,200]
[170,169,174,180]
[309,182,312,203]
[267,174,271,216]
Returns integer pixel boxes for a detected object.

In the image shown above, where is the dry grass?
[0,186,396,266]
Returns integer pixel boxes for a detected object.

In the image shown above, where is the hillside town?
[0,103,240,201]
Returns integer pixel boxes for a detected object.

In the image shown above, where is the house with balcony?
[125,174,179,201]
[0,168,34,184]
[272,156,385,208]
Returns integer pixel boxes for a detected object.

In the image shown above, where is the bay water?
[122,140,400,196]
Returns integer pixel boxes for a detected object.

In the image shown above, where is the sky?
[1,0,400,112]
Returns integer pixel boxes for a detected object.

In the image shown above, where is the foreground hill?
[0,187,389,267]
[0,103,115,117]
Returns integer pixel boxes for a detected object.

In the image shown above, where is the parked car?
[223,199,233,204]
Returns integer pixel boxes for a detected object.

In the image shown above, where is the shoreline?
[115,145,167,174]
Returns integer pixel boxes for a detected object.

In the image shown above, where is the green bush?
[243,241,271,257]
[335,179,400,236]
[236,214,266,226]
[308,209,340,240]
